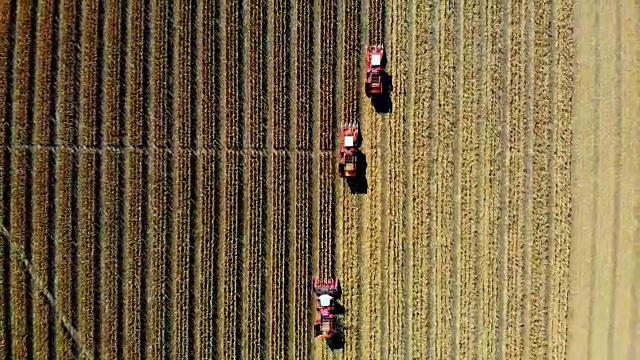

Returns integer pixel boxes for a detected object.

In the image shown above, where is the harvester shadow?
[371,73,393,114]
[327,302,347,351]
[346,152,368,194]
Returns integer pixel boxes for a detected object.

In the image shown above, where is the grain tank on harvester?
[312,278,342,340]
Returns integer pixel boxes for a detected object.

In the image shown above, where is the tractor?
[365,45,386,97]
[338,121,360,178]
[312,278,341,340]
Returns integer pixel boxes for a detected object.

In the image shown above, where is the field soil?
[0,0,636,359]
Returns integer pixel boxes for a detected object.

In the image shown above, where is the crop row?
[434,1,456,358]
[219,151,243,359]
[292,153,312,359]
[245,0,268,149]
[171,150,195,358]
[124,149,147,359]
[150,0,171,147]
[268,152,289,358]
[147,149,172,359]
[271,0,291,149]
[173,0,194,149]
[318,153,335,280]
[410,0,437,357]
[103,0,124,147]
[295,0,313,151]
[35,0,57,146]
[318,0,337,151]
[125,0,147,147]
[195,150,219,358]
[224,0,243,150]
[505,0,527,357]
[241,151,267,359]
[199,1,221,150]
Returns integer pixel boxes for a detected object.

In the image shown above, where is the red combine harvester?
[338,121,360,178]
[312,278,341,340]
[365,45,386,97]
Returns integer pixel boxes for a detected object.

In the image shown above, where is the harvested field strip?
[170,151,196,359]
[529,0,553,357]
[291,153,312,360]
[194,150,220,358]
[35,0,59,147]
[505,0,526,357]
[219,151,243,360]
[435,1,455,357]
[241,153,267,360]
[146,150,172,359]
[386,0,410,357]
[9,149,31,359]
[267,152,290,358]
[77,149,100,359]
[99,149,124,359]
[124,149,148,359]
[410,0,438,357]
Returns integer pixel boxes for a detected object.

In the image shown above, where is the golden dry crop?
[0,0,637,359]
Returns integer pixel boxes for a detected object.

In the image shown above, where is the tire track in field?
[218,0,244,357]
[291,0,313,356]
[266,0,292,357]
[241,0,268,358]
[77,0,103,356]
[195,0,221,357]
[410,0,437,358]
[147,0,173,357]
[123,0,148,357]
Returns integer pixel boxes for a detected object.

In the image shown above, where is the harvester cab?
[338,122,360,178]
[365,45,386,97]
[312,278,341,340]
